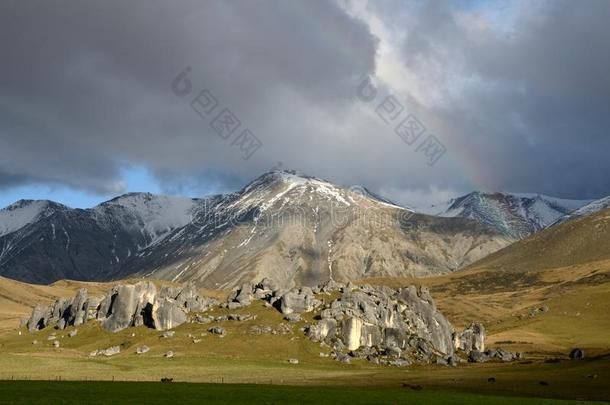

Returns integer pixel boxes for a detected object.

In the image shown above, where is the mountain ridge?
[416,191,592,239]
[0,171,511,287]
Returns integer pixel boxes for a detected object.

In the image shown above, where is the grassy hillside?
[465,208,610,272]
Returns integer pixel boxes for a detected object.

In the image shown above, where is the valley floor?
[0,380,604,405]
[0,259,609,403]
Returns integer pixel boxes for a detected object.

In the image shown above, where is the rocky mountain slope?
[131,172,512,289]
[418,191,590,239]
[0,171,512,287]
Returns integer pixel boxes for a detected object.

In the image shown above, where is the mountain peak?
[0,199,64,238]
[418,191,591,238]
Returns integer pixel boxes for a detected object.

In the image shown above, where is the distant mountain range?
[0,171,512,287]
[2,170,608,288]
[552,196,610,226]
[0,194,200,284]
[416,192,593,239]
[466,203,610,274]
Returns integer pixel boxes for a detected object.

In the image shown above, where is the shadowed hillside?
[466,208,610,273]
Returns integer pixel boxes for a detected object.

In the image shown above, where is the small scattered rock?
[32,340,38,345]
[90,346,120,357]
[335,352,351,364]
[164,351,174,358]
[161,331,175,338]
[488,377,496,383]
[52,340,60,348]
[288,358,299,365]
[209,327,226,336]
[569,348,585,360]
[103,346,120,356]
[68,330,78,338]
[194,315,214,324]
[284,314,301,323]
[136,346,150,354]
[389,359,410,367]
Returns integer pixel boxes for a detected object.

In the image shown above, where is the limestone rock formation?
[152,298,188,331]
[301,283,503,366]
[26,281,217,334]
[27,304,52,332]
[308,285,456,362]
[278,287,321,314]
[453,323,485,353]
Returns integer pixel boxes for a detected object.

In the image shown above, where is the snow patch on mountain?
[555,196,610,224]
[0,200,58,237]
[93,193,199,247]
[417,191,591,238]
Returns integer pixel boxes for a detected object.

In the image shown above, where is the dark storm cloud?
[0,0,377,194]
[0,0,609,204]
[383,0,610,198]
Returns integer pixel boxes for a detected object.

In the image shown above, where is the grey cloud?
[0,0,608,204]
[389,0,610,198]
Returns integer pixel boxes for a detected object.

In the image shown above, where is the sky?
[1,0,609,209]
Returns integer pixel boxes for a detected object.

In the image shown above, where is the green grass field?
[1,287,610,403]
[0,381,603,405]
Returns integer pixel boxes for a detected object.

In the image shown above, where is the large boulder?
[48,298,73,330]
[27,304,52,332]
[397,286,455,356]
[85,296,102,321]
[278,287,321,314]
[342,317,364,351]
[233,283,254,306]
[175,283,216,312]
[132,281,158,327]
[152,298,188,331]
[102,281,157,332]
[69,289,89,327]
[306,318,337,342]
[254,278,279,300]
[360,324,383,348]
[453,323,485,353]
[102,285,138,332]
[97,290,115,320]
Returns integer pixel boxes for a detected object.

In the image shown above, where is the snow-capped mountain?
[0,171,512,287]
[130,171,511,289]
[417,191,591,239]
[0,194,199,284]
[0,200,65,238]
[554,196,610,225]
